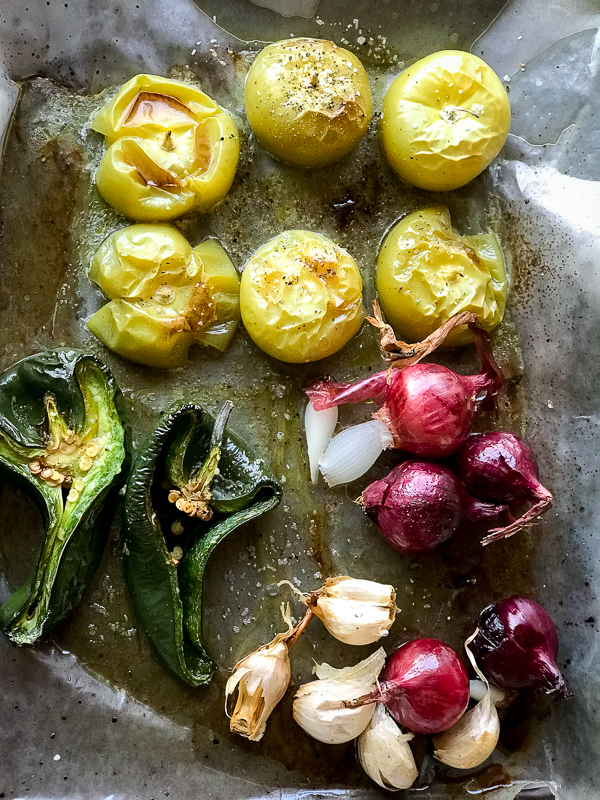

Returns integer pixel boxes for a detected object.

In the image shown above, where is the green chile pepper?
[0,350,128,645]
[123,402,282,686]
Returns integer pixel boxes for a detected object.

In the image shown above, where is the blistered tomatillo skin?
[92,74,239,221]
[239,230,364,363]
[244,38,372,168]
[376,206,507,347]
[381,51,511,191]
[87,224,240,369]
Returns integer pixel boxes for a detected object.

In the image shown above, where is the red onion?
[306,308,503,460]
[472,596,569,697]
[344,638,470,734]
[361,460,508,554]
[458,432,553,545]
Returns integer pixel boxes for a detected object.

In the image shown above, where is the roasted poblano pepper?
[0,350,127,645]
[123,402,282,686]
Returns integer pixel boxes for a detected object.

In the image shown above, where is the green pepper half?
[0,350,128,645]
[123,403,282,686]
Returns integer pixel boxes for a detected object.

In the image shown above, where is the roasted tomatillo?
[0,350,127,645]
[87,224,240,369]
[92,74,239,221]
[123,403,281,686]
[245,38,372,168]
[381,51,510,191]
[376,207,507,347]
[240,230,364,363]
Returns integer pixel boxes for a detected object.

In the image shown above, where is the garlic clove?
[293,647,386,744]
[313,576,397,646]
[304,401,338,483]
[225,604,293,742]
[357,704,418,791]
[469,678,516,709]
[432,632,500,770]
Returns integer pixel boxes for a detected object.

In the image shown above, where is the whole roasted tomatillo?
[87,224,240,368]
[245,38,372,168]
[377,206,507,347]
[0,350,127,645]
[92,74,239,221]
[123,402,281,686]
[381,51,510,191]
[240,230,364,363]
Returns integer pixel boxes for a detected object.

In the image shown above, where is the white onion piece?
[304,402,338,483]
[319,419,393,487]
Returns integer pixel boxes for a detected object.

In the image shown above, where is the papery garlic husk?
[432,632,500,769]
[357,704,418,791]
[312,576,397,645]
[293,647,386,744]
[225,604,293,742]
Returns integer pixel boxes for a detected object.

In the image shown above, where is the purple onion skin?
[374,364,488,459]
[379,638,470,734]
[458,432,543,502]
[362,460,508,554]
[458,432,553,544]
[472,596,569,696]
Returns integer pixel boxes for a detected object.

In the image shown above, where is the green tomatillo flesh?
[0,350,128,645]
[123,403,282,686]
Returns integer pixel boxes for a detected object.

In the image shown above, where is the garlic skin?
[293,647,386,744]
[312,576,397,645]
[357,704,418,791]
[225,606,293,742]
[432,633,500,769]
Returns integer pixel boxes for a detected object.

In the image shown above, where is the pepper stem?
[168,401,233,520]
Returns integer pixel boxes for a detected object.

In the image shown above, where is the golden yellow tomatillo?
[87,224,240,368]
[245,38,372,168]
[240,230,363,363]
[381,51,510,191]
[376,206,507,347]
[92,74,239,221]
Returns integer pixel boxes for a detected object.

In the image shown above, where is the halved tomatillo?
[376,206,507,347]
[92,74,239,221]
[87,224,240,368]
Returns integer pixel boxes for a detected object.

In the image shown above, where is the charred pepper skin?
[0,349,128,645]
[123,404,282,686]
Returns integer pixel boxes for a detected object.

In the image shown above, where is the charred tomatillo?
[245,38,372,168]
[381,51,510,191]
[92,74,239,221]
[87,224,240,368]
[376,206,507,347]
[240,230,364,363]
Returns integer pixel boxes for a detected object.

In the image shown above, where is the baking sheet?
[0,0,599,797]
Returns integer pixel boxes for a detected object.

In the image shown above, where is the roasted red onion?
[472,596,569,697]
[344,638,470,735]
[306,309,503,460]
[458,432,553,545]
[361,460,508,554]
